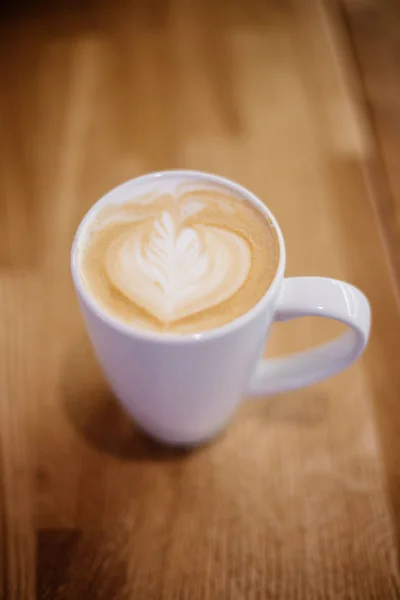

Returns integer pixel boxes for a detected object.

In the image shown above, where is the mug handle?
[248,277,371,395]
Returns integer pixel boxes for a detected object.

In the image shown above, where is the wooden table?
[1,0,400,597]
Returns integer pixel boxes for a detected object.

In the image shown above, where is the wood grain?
[1,0,400,597]
[340,0,400,293]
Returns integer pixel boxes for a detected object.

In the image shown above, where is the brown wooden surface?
[341,0,400,292]
[1,0,400,598]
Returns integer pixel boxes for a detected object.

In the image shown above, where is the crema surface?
[78,180,279,334]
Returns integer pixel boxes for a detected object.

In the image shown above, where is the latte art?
[106,211,251,323]
[79,178,279,334]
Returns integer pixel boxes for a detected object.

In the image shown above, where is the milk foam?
[106,210,251,323]
[79,176,279,333]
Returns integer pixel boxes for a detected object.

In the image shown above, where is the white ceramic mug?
[71,170,371,445]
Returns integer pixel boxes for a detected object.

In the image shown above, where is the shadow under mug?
[71,170,371,445]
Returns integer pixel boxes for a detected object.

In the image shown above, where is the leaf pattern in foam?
[107,208,251,324]
[137,211,209,315]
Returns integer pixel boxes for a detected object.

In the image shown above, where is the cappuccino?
[78,175,279,334]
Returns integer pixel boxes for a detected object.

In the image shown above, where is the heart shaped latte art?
[105,211,251,324]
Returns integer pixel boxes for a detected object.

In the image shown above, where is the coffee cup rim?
[71,169,286,344]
